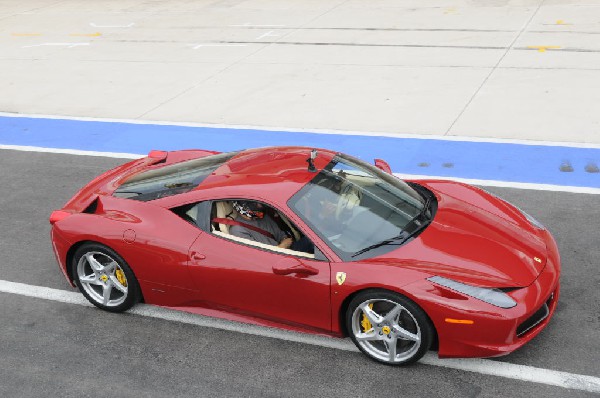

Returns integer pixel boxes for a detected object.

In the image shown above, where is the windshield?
[289,154,432,260]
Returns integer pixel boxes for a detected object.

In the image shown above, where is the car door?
[186,202,332,332]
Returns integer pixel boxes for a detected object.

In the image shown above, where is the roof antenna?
[306,149,318,173]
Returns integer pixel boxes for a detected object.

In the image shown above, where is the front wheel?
[346,290,433,365]
[72,243,141,312]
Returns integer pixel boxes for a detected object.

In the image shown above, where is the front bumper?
[412,229,561,358]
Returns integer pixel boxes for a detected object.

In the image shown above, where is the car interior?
[209,200,316,259]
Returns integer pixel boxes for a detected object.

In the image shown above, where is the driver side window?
[209,199,321,260]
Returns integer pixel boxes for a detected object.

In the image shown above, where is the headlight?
[428,276,517,309]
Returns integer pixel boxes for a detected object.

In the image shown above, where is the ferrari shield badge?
[336,272,346,286]
[534,257,542,263]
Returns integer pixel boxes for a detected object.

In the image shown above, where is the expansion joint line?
[137,0,351,119]
[444,0,547,136]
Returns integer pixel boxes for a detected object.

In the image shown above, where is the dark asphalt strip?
[0,149,598,397]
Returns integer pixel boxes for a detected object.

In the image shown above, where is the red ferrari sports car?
[49,146,560,365]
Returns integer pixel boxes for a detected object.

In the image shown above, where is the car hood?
[373,180,547,288]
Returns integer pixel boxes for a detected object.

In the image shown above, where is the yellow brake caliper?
[361,303,374,332]
[115,269,127,287]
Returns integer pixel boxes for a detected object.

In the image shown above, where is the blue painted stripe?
[1,116,598,188]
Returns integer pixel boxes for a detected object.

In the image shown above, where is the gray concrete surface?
[0,149,598,397]
[1,0,599,143]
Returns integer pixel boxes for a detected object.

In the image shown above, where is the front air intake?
[516,294,554,337]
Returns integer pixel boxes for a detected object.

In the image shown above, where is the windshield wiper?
[395,217,432,245]
[393,196,433,240]
[351,196,433,258]
[351,232,409,258]
[416,195,432,221]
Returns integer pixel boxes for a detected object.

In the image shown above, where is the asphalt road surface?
[1,149,598,397]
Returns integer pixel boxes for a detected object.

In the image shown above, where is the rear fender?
[56,195,202,293]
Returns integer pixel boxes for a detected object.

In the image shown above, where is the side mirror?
[374,159,392,174]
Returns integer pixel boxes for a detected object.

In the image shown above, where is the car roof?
[154,146,338,207]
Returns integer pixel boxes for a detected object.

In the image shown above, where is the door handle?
[272,263,319,276]
[190,252,206,261]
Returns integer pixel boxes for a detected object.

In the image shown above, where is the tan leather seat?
[214,201,238,234]
[336,183,362,219]
[185,204,200,223]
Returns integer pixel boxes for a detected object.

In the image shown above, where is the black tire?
[72,243,141,313]
[346,290,433,366]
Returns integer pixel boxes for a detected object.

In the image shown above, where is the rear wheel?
[72,243,140,312]
[346,290,433,365]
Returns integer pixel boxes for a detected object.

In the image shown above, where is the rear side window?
[114,151,238,201]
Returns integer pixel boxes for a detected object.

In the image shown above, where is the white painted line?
[0,280,91,307]
[0,144,141,159]
[189,43,247,49]
[1,112,599,149]
[395,173,600,195]
[0,145,598,194]
[255,30,279,40]
[22,43,90,49]
[1,279,599,394]
[230,23,286,27]
[421,356,600,393]
[90,22,135,28]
